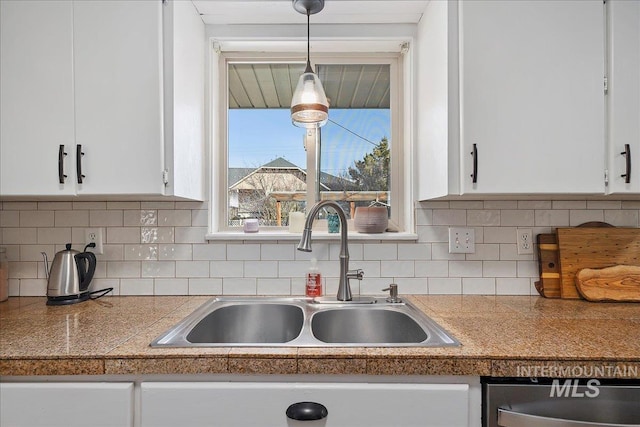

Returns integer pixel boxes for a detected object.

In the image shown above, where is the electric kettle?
[41,243,97,306]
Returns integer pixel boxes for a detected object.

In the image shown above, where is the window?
[211,46,407,236]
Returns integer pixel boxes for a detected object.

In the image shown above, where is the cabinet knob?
[286,402,328,421]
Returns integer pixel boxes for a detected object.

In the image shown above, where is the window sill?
[205,231,418,242]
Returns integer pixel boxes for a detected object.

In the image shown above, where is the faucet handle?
[382,283,402,303]
[347,269,364,281]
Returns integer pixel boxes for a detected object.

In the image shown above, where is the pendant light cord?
[305,8,313,73]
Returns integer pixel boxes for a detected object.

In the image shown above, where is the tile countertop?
[0,295,638,378]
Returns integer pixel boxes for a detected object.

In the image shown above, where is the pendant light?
[291,0,329,128]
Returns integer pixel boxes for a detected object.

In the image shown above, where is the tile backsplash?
[1,200,638,297]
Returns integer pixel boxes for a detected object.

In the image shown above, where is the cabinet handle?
[76,144,85,184]
[470,143,478,183]
[498,408,632,427]
[58,145,67,184]
[621,144,631,184]
[286,402,328,421]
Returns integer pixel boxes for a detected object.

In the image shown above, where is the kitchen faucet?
[297,200,363,301]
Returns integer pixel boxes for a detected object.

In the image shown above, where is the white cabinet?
[141,381,472,427]
[0,0,204,199]
[0,0,76,196]
[417,0,605,199]
[0,382,134,427]
[607,0,640,194]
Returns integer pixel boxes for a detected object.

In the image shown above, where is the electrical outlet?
[448,227,475,254]
[517,228,533,255]
[84,228,104,254]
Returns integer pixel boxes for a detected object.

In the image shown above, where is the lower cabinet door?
[0,382,134,427]
[141,382,469,427]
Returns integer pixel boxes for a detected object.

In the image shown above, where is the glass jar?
[0,247,8,302]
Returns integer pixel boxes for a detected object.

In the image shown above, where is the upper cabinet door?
[607,0,640,194]
[0,0,76,196]
[73,0,164,196]
[459,0,605,195]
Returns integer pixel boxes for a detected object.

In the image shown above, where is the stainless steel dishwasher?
[483,377,640,427]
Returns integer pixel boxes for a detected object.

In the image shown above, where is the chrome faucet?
[297,200,363,301]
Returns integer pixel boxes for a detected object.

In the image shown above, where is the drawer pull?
[286,402,328,421]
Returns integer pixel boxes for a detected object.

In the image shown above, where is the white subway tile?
[296,242,330,261]
[226,243,259,261]
[496,278,532,295]
[101,244,124,262]
[176,261,209,278]
[417,225,449,243]
[73,202,106,210]
[348,260,381,278]
[517,260,538,278]
[2,202,37,210]
[193,244,226,260]
[19,279,46,296]
[499,244,535,261]
[462,278,496,295]
[191,209,208,227]
[120,278,154,295]
[466,244,500,261]
[483,227,517,244]
[364,243,398,260]
[415,208,433,226]
[431,243,465,260]
[483,261,517,277]
[484,201,517,209]
[535,210,570,227]
[359,277,393,295]
[107,228,140,244]
[38,201,73,210]
[189,278,222,295]
[142,261,175,278]
[500,210,534,226]
[449,261,482,277]
[159,244,192,261]
[124,245,158,261]
[257,278,291,295]
[210,260,244,277]
[8,262,38,279]
[394,278,428,295]
[587,200,621,209]
[20,211,54,227]
[621,201,640,209]
[552,201,586,209]
[107,201,140,210]
[90,210,123,227]
[433,209,466,226]
[20,245,55,262]
[175,226,207,244]
[223,278,256,295]
[37,228,71,244]
[54,210,89,227]
[428,278,462,294]
[176,201,206,210]
[398,243,431,260]
[154,278,188,295]
[8,279,20,296]
[329,243,361,261]
[261,244,295,261]
[450,201,483,209]
[278,260,310,278]
[569,210,604,226]
[467,210,500,226]
[89,278,119,296]
[141,201,175,210]
[158,210,191,226]
[381,260,415,277]
[604,210,639,227]
[518,200,551,209]
[419,201,450,209]
[414,260,449,277]
[2,228,37,244]
[244,261,278,278]
[107,261,140,278]
[0,211,20,227]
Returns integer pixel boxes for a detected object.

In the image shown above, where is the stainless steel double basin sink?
[151,297,459,348]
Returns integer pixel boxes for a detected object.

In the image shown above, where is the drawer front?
[141,382,469,427]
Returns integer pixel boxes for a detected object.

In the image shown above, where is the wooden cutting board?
[575,265,640,302]
[557,227,640,299]
[535,233,561,298]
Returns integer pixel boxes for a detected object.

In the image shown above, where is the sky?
[228,108,391,176]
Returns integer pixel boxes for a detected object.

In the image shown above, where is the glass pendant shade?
[291,65,329,128]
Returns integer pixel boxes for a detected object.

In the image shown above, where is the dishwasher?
[483,377,640,427]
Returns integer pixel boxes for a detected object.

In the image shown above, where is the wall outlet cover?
[84,228,104,255]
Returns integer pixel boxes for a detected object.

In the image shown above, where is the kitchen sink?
[150,297,459,348]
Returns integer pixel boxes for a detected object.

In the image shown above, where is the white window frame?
[207,40,415,241]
